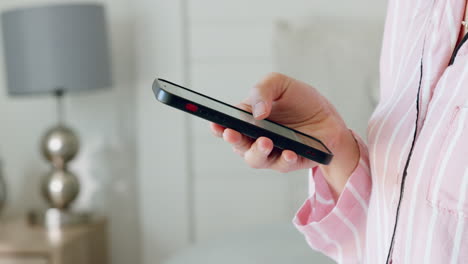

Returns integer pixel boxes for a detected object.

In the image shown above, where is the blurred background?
[0,0,387,263]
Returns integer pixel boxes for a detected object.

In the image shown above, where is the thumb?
[249,73,290,120]
[251,99,268,120]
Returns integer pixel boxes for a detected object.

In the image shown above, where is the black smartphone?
[153,78,333,165]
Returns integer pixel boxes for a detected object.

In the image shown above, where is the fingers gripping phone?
[153,78,333,165]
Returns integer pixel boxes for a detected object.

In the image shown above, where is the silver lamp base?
[27,208,92,228]
[40,124,80,210]
[32,92,87,229]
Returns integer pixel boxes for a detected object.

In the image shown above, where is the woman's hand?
[210,73,359,198]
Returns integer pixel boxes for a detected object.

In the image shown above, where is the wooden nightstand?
[0,218,108,264]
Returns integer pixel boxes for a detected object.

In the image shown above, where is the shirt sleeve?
[293,131,371,264]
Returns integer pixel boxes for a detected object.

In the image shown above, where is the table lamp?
[1,3,112,226]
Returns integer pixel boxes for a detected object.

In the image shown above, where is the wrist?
[318,122,360,199]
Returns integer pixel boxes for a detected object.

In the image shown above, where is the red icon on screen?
[185,103,198,112]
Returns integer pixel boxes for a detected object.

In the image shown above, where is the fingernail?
[253,101,266,118]
[284,154,297,163]
[258,143,270,154]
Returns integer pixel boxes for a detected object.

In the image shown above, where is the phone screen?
[158,79,331,154]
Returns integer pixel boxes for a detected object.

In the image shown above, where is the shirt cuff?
[294,131,371,228]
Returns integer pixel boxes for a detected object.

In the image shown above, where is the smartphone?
[153,78,333,165]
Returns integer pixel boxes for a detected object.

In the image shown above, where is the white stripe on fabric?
[359,159,371,176]
[450,168,468,264]
[424,109,468,263]
[311,224,343,263]
[348,183,368,215]
[369,51,418,138]
[451,216,466,264]
[403,67,465,263]
[397,128,415,173]
[363,163,375,264]
[371,164,384,260]
[390,128,415,210]
[387,1,429,103]
[444,0,457,47]
[388,0,401,76]
[382,101,416,185]
[309,168,335,205]
[365,196,375,263]
[335,208,362,261]
[381,101,416,246]
[391,22,436,251]
[316,192,335,206]
[419,19,437,124]
[457,168,468,216]
[370,60,419,259]
[368,7,430,136]
[401,14,436,262]
[370,64,419,151]
[430,109,467,202]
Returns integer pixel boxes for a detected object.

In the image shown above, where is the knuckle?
[254,72,283,89]
[252,72,289,97]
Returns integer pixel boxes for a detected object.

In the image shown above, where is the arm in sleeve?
[293,131,371,264]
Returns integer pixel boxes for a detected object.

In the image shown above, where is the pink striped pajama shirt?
[294,0,468,263]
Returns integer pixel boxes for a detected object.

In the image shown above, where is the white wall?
[0,1,388,263]
[0,1,140,264]
[188,0,387,242]
[137,0,387,263]
[135,1,191,263]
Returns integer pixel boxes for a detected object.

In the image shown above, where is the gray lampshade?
[1,3,112,96]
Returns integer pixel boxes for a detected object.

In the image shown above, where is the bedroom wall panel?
[190,22,272,60]
[188,0,387,20]
[135,0,190,263]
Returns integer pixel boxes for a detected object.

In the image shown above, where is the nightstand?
[0,217,108,264]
